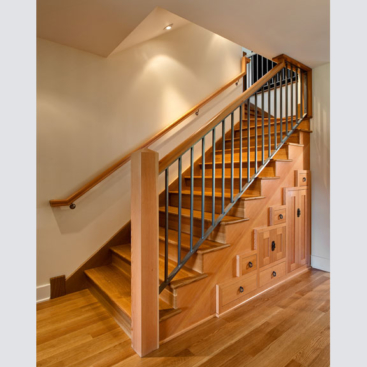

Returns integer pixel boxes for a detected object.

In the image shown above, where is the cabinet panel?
[295,170,310,187]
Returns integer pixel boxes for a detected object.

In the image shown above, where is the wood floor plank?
[37,270,330,367]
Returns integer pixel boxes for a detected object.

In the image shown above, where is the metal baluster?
[286,62,288,136]
[201,138,205,238]
[212,129,216,225]
[222,121,225,213]
[247,99,250,183]
[274,72,277,149]
[300,70,304,117]
[305,71,308,115]
[296,67,299,122]
[291,64,294,129]
[177,157,182,265]
[261,85,265,165]
[165,168,169,282]
[280,69,283,142]
[239,104,243,191]
[255,93,258,173]
[256,55,259,82]
[190,147,194,252]
[268,80,271,158]
[230,113,234,203]
[261,56,263,78]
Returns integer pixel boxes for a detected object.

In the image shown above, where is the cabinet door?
[298,189,309,266]
[285,188,299,272]
[284,186,310,273]
[255,224,286,268]
[270,225,286,263]
[256,228,271,268]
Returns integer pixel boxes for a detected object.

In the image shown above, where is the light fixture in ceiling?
[164,24,173,31]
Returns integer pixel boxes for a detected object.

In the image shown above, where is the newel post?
[131,148,159,357]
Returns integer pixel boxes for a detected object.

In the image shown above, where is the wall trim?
[311,255,330,272]
[37,284,50,303]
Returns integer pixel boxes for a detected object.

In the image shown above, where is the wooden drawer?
[295,170,310,187]
[236,253,257,277]
[217,273,257,309]
[269,205,286,225]
[259,262,286,287]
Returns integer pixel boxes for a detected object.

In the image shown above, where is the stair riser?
[203,165,275,178]
[225,130,300,148]
[159,240,204,274]
[86,279,131,336]
[183,175,263,196]
[159,212,227,244]
[208,148,287,163]
[234,125,287,139]
[112,254,131,277]
[169,192,245,217]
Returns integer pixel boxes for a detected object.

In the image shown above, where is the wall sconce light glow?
[164,24,173,31]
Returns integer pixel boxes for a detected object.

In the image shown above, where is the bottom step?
[85,264,182,336]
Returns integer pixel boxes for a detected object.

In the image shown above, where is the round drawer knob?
[248,261,253,268]
[272,271,277,277]
[70,203,76,209]
[279,214,283,220]
[302,177,307,182]
[239,286,244,293]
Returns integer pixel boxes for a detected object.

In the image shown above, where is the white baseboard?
[311,255,330,272]
[37,284,50,303]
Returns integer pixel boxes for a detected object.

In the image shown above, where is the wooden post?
[131,148,159,357]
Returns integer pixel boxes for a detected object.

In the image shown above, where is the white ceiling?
[37,0,329,68]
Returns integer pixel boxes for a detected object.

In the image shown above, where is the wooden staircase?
[82,103,311,340]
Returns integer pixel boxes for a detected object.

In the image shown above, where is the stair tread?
[158,227,230,254]
[160,206,249,225]
[85,264,181,321]
[111,245,208,289]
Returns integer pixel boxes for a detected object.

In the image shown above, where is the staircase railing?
[159,54,312,293]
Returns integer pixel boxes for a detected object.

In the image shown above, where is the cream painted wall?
[37,23,243,298]
[310,63,330,272]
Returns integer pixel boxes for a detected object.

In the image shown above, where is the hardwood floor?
[37,269,330,367]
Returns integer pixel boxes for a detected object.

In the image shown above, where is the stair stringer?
[158,130,311,342]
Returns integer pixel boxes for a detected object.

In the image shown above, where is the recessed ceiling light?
[164,24,173,31]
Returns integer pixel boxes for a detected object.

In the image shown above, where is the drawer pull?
[272,271,277,277]
[239,286,244,293]
[302,177,307,182]
[271,241,276,251]
[278,214,284,220]
[248,261,253,268]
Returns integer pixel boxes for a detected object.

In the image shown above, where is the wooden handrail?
[49,65,249,208]
[159,61,285,173]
